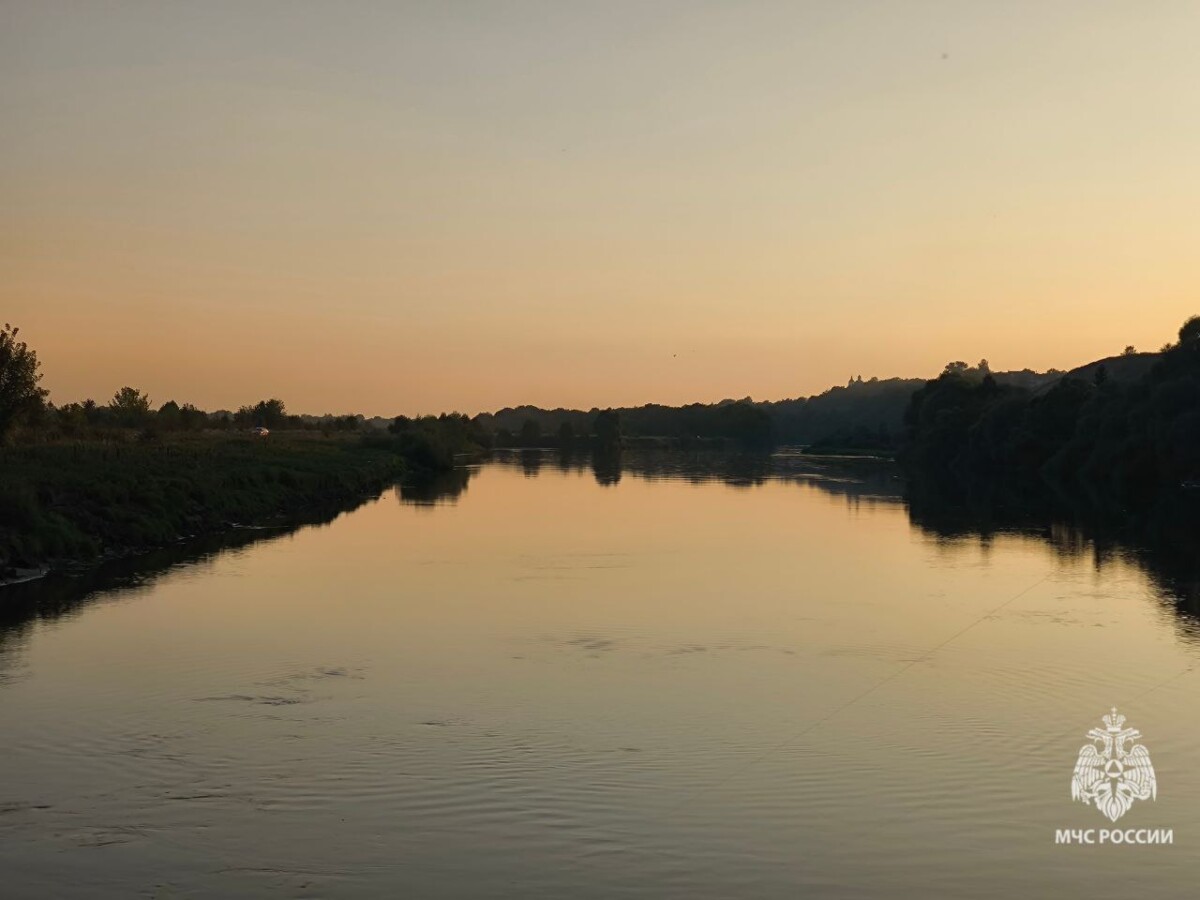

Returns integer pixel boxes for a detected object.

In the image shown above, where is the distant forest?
[3,317,1195,503]
[475,321,1200,508]
[477,364,1075,451]
[474,337,1182,458]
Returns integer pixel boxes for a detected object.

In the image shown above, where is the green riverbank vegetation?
[0,324,486,575]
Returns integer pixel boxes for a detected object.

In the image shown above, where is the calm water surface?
[2,451,1199,898]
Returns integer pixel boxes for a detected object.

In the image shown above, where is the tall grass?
[0,431,413,571]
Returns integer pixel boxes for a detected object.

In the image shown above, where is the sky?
[3,1,1199,416]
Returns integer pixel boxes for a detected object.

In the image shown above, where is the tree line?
[901,316,1200,502]
[0,325,627,454]
[5,316,1195,477]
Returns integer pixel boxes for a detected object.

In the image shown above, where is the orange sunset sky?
[3,1,1198,416]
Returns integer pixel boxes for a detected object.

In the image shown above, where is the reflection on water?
[903,470,1200,635]
[497,446,903,498]
[492,447,1200,623]
[2,449,1199,898]
[394,464,474,506]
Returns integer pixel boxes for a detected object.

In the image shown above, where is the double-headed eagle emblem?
[1071,708,1156,822]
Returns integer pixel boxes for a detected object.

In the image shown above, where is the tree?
[558,421,575,447]
[1123,345,1137,356]
[519,418,541,447]
[178,403,206,431]
[593,408,622,449]
[109,386,151,427]
[1179,315,1200,347]
[0,323,48,440]
[157,400,181,430]
[235,398,287,429]
[712,401,775,448]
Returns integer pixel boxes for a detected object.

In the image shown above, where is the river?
[2,450,1198,898]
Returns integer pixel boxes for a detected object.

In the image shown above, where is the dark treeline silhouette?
[490,406,632,450]
[901,316,1200,505]
[475,368,1074,452]
[47,392,392,439]
[487,400,778,449]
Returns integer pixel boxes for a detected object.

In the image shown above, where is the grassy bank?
[0,430,453,575]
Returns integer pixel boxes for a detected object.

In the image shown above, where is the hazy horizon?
[5,1,1198,415]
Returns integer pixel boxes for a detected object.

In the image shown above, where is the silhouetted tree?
[236,398,287,429]
[109,386,152,427]
[518,418,541,447]
[711,401,775,448]
[1179,315,1200,347]
[157,400,181,430]
[593,408,622,450]
[179,403,206,431]
[0,323,49,441]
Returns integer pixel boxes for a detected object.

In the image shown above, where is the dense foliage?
[902,317,1200,502]
[475,369,1069,451]
[484,400,776,449]
[0,324,48,442]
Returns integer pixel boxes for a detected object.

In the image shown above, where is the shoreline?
[0,432,445,586]
[0,487,390,591]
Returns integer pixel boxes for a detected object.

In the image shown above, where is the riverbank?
[0,431,455,581]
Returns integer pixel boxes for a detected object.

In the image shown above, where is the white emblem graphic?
[1071,708,1156,822]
